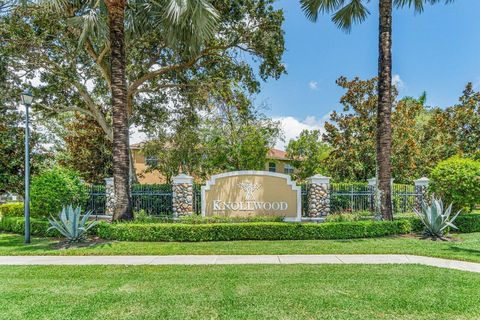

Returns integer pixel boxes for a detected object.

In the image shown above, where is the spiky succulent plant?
[48,205,99,243]
[414,196,461,240]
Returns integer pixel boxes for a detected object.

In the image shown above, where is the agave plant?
[48,205,99,243]
[414,196,461,240]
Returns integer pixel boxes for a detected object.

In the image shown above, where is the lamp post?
[21,90,33,244]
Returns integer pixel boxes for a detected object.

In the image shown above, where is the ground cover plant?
[1,264,480,320]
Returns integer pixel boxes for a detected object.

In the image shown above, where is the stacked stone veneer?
[172,174,194,218]
[306,175,330,217]
[105,178,115,216]
[414,177,430,212]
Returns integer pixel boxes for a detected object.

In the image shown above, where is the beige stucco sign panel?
[201,171,301,222]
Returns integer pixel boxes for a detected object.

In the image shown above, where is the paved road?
[1,255,480,273]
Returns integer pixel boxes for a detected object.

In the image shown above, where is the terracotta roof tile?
[267,148,289,160]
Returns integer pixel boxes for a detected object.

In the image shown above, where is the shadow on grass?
[447,246,480,256]
[0,232,114,254]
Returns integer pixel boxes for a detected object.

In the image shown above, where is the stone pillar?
[172,174,194,218]
[306,174,331,217]
[105,177,115,216]
[414,177,430,211]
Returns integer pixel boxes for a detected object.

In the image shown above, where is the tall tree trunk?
[377,0,393,220]
[106,0,133,221]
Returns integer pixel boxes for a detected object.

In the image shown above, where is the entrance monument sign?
[201,171,301,221]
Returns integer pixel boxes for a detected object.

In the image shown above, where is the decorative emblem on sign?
[238,182,261,201]
[201,171,302,221]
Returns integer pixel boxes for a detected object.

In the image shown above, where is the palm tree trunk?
[106,0,133,221]
[377,0,393,220]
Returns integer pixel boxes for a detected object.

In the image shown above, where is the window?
[145,156,158,167]
[268,162,276,172]
[284,164,294,174]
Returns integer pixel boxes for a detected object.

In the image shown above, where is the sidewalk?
[1,254,480,273]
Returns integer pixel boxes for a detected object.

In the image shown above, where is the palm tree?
[300,0,453,220]
[106,0,218,220]
[42,0,218,220]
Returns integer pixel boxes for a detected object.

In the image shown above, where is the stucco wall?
[132,150,166,184]
[132,149,294,184]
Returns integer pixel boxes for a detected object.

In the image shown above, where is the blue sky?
[256,0,480,147]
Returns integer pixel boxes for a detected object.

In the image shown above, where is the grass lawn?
[2,232,480,262]
[1,265,480,320]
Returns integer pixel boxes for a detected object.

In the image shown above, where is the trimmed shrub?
[0,202,24,218]
[454,214,480,233]
[177,215,285,224]
[0,217,59,237]
[30,167,89,217]
[2,215,479,242]
[326,211,376,222]
[325,213,358,222]
[132,212,286,224]
[95,220,413,242]
[430,157,480,212]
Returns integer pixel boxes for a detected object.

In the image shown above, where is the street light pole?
[21,90,33,244]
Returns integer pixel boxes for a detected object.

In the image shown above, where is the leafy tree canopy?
[323,76,424,183]
[143,103,282,182]
[286,129,330,181]
[0,0,285,140]
[57,114,113,184]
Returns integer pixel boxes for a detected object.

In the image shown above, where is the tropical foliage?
[299,0,455,220]
[47,205,99,243]
[0,0,285,142]
[414,196,461,240]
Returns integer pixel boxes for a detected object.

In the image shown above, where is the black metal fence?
[131,184,172,216]
[86,185,106,215]
[301,185,308,216]
[193,184,202,214]
[329,183,418,215]
[87,182,420,216]
[86,184,173,216]
[330,183,374,213]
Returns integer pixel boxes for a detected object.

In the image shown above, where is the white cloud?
[308,81,319,90]
[273,114,331,150]
[392,74,404,90]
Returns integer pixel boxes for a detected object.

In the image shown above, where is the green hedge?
[2,214,480,242]
[95,220,413,242]
[404,214,480,234]
[0,217,59,237]
[454,214,480,233]
[0,203,24,218]
[0,202,50,219]
[430,156,480,212]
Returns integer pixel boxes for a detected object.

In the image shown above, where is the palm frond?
[332,0,369,32]
[394,0,455,13]
[300,0,344,22]
[145,0,219,54]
